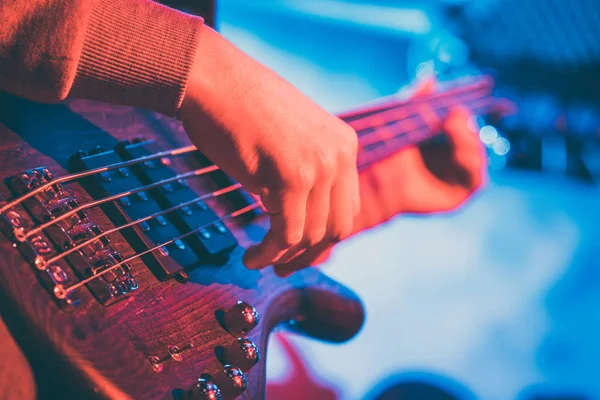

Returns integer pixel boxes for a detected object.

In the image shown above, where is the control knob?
[223,301,259,337]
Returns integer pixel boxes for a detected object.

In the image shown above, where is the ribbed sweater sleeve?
[0,0,204,117]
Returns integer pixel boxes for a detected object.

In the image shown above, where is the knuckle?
[329,122,358,162]
[340,125,359,154]
[279,167,314,191]
[317,152,337,175]
[338,143,357,166]
[293,168,315,190]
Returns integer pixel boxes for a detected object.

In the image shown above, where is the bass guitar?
[0,75,498,399]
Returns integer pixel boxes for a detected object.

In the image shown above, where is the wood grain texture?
[0,93,365,399]
[0,313,36,400]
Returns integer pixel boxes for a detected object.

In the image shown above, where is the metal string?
[52,96,495,298]
[0,145,198,214]
[39,183,243,268]
[19,165,220,241]
[54,203,263,299]
[0,76,491,216]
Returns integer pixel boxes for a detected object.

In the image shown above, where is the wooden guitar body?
[0,74,497,399]
[0,94,365,400]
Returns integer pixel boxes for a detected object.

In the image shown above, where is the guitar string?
[51,103,489,297]
[18,95,493,243]
[53,121,422,299]
[0,145,198,214]
[39,182,243,268]
[356,89,490,147]
[0,79,491,216]
[41,123,437,270]
[358,96,494,152]
[20,164,220,241]
[52,96,494,297]
[337,75,492,120]
[352,86,490,132]
[356,99,495,169]
[54,202,262,299]
[40,121,442,274]
[55,116,455,298]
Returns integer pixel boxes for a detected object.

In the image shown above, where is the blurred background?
[195,0,600,398]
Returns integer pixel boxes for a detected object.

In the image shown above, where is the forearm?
[0,0,204,116]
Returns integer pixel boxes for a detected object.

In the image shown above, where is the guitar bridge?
[0,139,245,308]
[1,168,138,307]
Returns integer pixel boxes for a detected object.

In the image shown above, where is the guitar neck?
[340,76,495,170]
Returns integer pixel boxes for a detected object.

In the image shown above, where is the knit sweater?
[0,0,207,117]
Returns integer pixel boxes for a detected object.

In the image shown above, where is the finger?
[274,182,332,265]
[313,246,333,264]
[351,159,361,217]
[275,167,357,276]
[242,188,308,269]
[329,165,359,243]
[443,107,488,190]
[274,241,334,278]
[355,164,392,229]
[394,146,469,213]
[400,107,487,212]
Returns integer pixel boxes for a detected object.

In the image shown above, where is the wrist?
[180,27,233,120]
[179,27,270,122]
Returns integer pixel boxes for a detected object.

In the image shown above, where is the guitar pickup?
[71,148,203,280]
[115,140,238,261]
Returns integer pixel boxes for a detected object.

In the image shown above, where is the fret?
[353,77,498,171]
[350,86,490,137]
[358,114,422,147]
[339,75,492,121]
[357,99,497,170]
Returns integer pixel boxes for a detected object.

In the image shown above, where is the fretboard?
[340,76,496,170]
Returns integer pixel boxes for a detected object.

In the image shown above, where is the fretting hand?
[273,79,488,276]
[179,27,360,271]
[356,106,486,219]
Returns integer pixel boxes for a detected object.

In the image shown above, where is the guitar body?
[0,94,365,400]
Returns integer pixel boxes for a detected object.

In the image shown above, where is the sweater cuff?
[70,0,204,117]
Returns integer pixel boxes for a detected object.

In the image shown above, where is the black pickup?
[71,140,238,281]
[72,148,205,280]
[116,140,238,260]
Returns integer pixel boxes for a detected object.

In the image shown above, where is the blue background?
[218,2,600,399]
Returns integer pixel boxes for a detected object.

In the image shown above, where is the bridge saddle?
[1,167,138,307]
